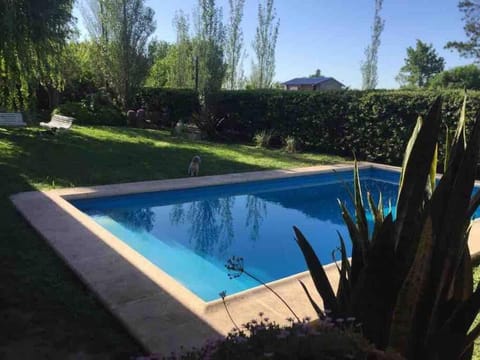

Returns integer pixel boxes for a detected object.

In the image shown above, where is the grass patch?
[0,126,345,357]
[473,265,480,359]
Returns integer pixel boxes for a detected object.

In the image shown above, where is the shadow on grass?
[0,126,346,357]
[8,187,221,357]
[0,164,145,358]
[0,127,272,188]
[0,127,280,358]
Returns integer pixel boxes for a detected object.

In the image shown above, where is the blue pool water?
[72,168,402,301]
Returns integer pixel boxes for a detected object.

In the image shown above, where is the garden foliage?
[206,89,480,165]
[294,96,480,359]
[145,315,375,360]
[135,88,200,126]
[53,99,125,126]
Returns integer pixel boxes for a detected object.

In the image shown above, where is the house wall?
[285,79,343,91]
[299,85,315,91]
[316,79,343,90]
[286,84,314,91]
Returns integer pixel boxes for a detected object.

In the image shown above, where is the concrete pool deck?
[10,162,480,355]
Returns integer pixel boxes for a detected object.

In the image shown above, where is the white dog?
[188,155,201,176]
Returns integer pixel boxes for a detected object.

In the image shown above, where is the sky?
[74,0,473,89]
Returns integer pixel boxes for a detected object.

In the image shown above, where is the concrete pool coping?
[10,162,480,354]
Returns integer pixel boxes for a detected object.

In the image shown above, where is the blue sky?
[74,0,473,89]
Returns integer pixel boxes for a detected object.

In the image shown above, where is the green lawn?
[473,266,480,360]
[0,126,345,358]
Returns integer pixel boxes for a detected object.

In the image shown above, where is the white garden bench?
[0,112,26,127]
[40,114,74,132]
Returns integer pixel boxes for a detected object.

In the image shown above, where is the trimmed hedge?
[134,88,200,126]
[207,89,480,165]
[61,87,479,166]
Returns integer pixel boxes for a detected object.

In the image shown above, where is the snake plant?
[295,96,480,359]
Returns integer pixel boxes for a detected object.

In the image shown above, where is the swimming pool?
[71,168,400,301]
[11,164,480,354]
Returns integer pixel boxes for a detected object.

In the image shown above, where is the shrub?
[53,101,91,123]
[134,88,200,127]
[137,315,399,360]
[294,96,480,359]
[53,100,126,126]
[284,135,298,153]
[190,108,223,139]
[253,129,274,148]
[94,105,126,126]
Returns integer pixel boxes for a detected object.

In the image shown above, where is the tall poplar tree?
[84,0,155,107]
[173,11,195,88]
[250,0,280,89]
[194,0,226,94]
[225,0,246,90]
[361,0,384,90]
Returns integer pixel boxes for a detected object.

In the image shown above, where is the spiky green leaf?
[398,115,423,202]
[453,94,468,150]
[335,231,351,313]
[427,144,438,198]
[294,226,338,315]
[338,200,365,285]
[389,216,434,357]
[367,191,384,241]
[298,280,324,319]
[443,124,451,172]
[350,214,396,348]
[394,97,442,282]
[431,271,480,360]
[353,160,369,255]
[426,110,480,349]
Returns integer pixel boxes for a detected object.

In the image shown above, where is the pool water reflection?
[72,169,400,301]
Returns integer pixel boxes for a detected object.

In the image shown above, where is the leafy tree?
[225,0,246,90]
[194,0,227,94]
[396,40,445,88]
[309,69,322,78]
[172,10,195,89]
[144,40,174,88]
[147,40,172,67]
[250,0,280,89]
[83,0,155,107]
[0,0,74,110]
[429,64,480,90]
[361,0,384,90]
[145,43,175,88]
[446,1,480,61]
[163,1,226,93]
[61,41,101,101]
